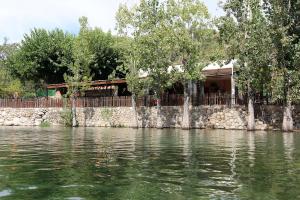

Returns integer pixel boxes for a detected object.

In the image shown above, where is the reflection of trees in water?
[283,133,294,162]
[235,132,300,200]
[1,128,300,199]
[248,132,255,168]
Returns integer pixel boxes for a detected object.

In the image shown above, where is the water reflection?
[0,127,299,199]
[283,133,294,162]
[247,132,255,167]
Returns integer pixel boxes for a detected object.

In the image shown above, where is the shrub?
[101,108,113,122]
[40,120,51,127]
[60,107,73,127]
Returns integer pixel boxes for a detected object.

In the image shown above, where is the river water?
[0,127,299,200]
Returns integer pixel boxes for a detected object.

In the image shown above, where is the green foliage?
[0,67,23,97]
[8,28,74,86]
[100,108,113,122]
[263,0,300,103]
[5,17,123,98]
[63,16,126,97]
[166,0,215,82]
[218,0,273,97]
[60,107,73,127]
[39,120,51,127]
[0,39,18,62]
[115,37,147,97]
[117,0,219,99]
[87,29,123,80]
[64,17,93,97]
[0,41,23,97]
[116,0,177,98]
[22,81,38,98]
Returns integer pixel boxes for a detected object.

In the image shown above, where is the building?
[46,61,237,105]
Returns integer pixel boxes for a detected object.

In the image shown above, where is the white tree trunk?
[131,94,139,128]
[247,97,255,131]
[71,97,78,127]
[182,81,191,129]
[282,100,293,132]
[156,98,163,129]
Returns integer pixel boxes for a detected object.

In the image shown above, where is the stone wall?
[0,105,299,130]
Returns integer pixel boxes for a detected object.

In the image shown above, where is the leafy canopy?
[8,28,74,86]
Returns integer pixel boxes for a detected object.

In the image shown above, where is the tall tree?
[218,0,272,130]
[81,26,123,80]
[166,0,214,129]
[115,37,147,128]
[8,28,74,87]
[0,40,23,97]
[264,0,300,131]
[64,17,93,127]
[116,0,176,129]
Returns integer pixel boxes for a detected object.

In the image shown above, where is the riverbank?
[0,105,299,130]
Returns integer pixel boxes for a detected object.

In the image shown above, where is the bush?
[101,108,113,121]
[60,108,72,127]
[39,120,51,127]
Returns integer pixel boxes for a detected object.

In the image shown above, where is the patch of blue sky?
[0,0,223,44]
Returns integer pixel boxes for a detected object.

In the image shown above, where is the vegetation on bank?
[1,0,300,131]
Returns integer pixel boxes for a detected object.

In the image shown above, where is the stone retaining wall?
[0,105,299,130]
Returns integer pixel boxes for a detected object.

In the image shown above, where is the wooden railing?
[0,95,242,108]
[0,98,64,108]
[75,96,132,107]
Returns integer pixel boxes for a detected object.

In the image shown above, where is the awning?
[47,79,126,89]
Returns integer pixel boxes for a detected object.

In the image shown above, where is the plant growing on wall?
[39,120,51,128]
[100,108,114,126]
[60,102,73,127]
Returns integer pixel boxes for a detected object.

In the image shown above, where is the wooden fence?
[0,98,64,108]
[0,94,242,108]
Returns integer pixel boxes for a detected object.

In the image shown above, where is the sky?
[0,0,223,43]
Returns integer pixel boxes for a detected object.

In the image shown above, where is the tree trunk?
[71,96,78,127]
[182,81,191,129]
[282,100,293,132]
[247,97,255,131]
[131,94,139,128]
[156,98,163,129]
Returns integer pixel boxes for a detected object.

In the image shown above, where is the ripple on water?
[61,185,95,188]
[0,189,12,197]
[0,128,300,199]
[19,186,38,190]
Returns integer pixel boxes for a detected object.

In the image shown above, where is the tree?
[114,37,146,128]
[263,0,300,131]
[8,28,74,87]
[218,0,272,130]
[64,17,93,127]
[0,40,23,97]
[166,0,214,129]
[116,0,176,129]
[81,26,123,80]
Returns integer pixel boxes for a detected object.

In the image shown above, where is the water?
[0,127,299,200]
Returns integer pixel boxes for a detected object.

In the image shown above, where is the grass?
[39,120,51,127]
